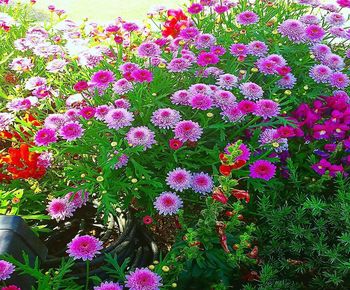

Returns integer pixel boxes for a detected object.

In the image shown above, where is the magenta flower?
[0,260,15,281]
[328,72,349,89]
[240,82,264,100]
[44,114,66,131]
[125,268,162,290]
[114,99,131,109]
[59,122,84,141]
[131,69,153,83]
[79,107,96,120]
[248,41,268,56]
[179,27,200,39]
[166,168,192,192]
[91,70,115,88]
[94,281,123,290]
[237,100,257,114]
[249,160,276,180]
[173,120,203,142]
[188,3,203,14]
[137,42,161,58]
[236,11,259,25]
[326,12,345,26]
[309,65,332,83]
[47,198,74,221]
[35,128,57,146]
[305,24,325,41]
[154,192,183,215]
[213,90,236,109]
[254,100,280,119]
[210,45,226,56]
[67,235,103,261]
[113,78,133,95]
[277,73,296,89]
[337,0,350,8]
[221,105,244,123]
[311,159,331,175]
[217,74,238,89]
[189,83,210,95]
[65,190,89,210]
[230,43,249,57]
[311,44,331,61]
[278,19,305,43]
[171,90,191,105]
[194,34,216,49]
[151,108,181,129]
[113,151,129,169]
[95,105,112,121]
[126,126,156,150]
[73,80,89,92]
[197,51,220,67]
[189,94,213,110]
[105,108,134,130]
[191,172,214,194]
[323,54,344,70]
[167,58,191,73]
[256,58,277,75]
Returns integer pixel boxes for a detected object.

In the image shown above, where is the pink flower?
[35,128,57,146]
[67,235,103,261]
[197,51,219,67]
[169,139,183,150]
[249,160,276,180]
[143,215,153,225]
[173,120,203,142]
[236,11,259,25]
[91,70,115,88]
[131,69,153,83]
[188,3,203,14]
[0,260,15,281]
[59,122,84,141]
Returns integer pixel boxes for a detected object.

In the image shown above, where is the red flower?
[219,164,232,176]
[247,246,259,259]
[230,159,246,169]
[231,189,250,203]
[169,139,183,150]
[212,188,228,204]
[162,9,188,38]
[143,215,153,225]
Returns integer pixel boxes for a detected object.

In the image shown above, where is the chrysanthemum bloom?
[47,198,74,221]
[249,160,276,180]
[126,126,156,150]
[237,100,257,114]
[131,69,153,83]
[95,105,112,121]
[259,128,288,152]
[151,108,181,129]
[137,42,161,58]
[240,82,264,100]
[179,27,200,39]
[277,73,297,89]
[230,43,249,57]
[1,285,21,290]
[189,83,211,95]
[0,260,15,281]
[278,19,305,43]
[113,151,129,169]
[191,172,213,194]
[189,94,213,110]
[35,128,57,146]
[0,112,14,131]
[256,58,277,75]
[65,190,88,210]
[254,100,280,119]
[119,62,139,73]
[25,76,47,90]
[125,268,162,290]
[213,90,236,108]
[194,33,216,49]
[59,122,84,141]
[171,90,191,105]
[65,109,80,121]
[221,105,244,123]
[305,24,325,41]
[46,59,67,73]
[322,54,344,70]
[173,120,203,142]
[329,27,347,38]
[94,281,123,290]
[311,44,331,61]
[169,139,183,150]
[73,80,89,92]
[210,45,226,56]
[166,168,192,192]
[236,10,259,25]
[113,78,133,95]
[266,54,287,67]
[114,98,131,109]
[105,108,134,130]
[247,41,268,56]
[299,14,320,25]
[9,57,33,73]
[91,70,115,88]
[216,74,238,89]
[197,51,219,67]
[154,192,183,215]
[188,3,203,14]
[309,65,332,83]
[328,72,349,89]
[79,107,96,120]
[67,235,103,261]
[167,58,191,72]
[337,0,350,8]
[326,12,345,26]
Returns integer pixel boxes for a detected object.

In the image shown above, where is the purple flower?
[44,114,66,131]
[189,83,210,95]
[126,126,156,150]
[105,109,134,130]
[305,24,325,41]
[213,90,236,108]
[91,70,115,88]
[197,51,220,67]
[113,151,129,169]
[216,74,238,89]
[0,260,15,281]
[230,43,249,57]
[194,33,216,49]
[189,94,213,110]
[25,76,47,90]
[131,69,153,83]
[311,159,331,175]
[237,100,257,114]
[125,268,162,290]
[59,122,84,141]
[248,41,268,56]
[67,235,103,261]
[113,78,133,95]
[65,190,89,210]
[154,192,183,215]
[322,54,344,70]
[0,113,14,131]
[137,42,161,58]
[167,58,191,72]
[171,90,191,105]
[254,100,280,119]
[47,198,74,221]
[166,168,192,192]
[239,82,264,100]
[309,65,332,83]
[328,72,349,89]
[151,108,181,129]
[221,105,244,123]
[35,128,57,146]
[326,12,345,26]
[179,27,200,39]
[37,151,53,168]
[119,62,139,73]
[249,160,276,180]
[236,11,259,25]
[95,105,112,121]
[256,58,277,75]
[210,45,226,56]
[278,19,305,43]
[299,14,320,24]
[114,98,131,109]
[173,120,203,142]
[311,44,331,61]
[188,3,203,14]
[94,281,123,290]
[277,73,297,89]
[191,172,213,194]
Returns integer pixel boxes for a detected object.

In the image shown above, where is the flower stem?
[85,260,90,290]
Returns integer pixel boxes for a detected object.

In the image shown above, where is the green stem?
[85,260,90,290]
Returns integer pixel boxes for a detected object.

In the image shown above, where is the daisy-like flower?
[322,54,344,70]
[154,192,183,215]
[277,73,297,89]
[46,59,67,73]
[173,120,203,142]
[311,44,331,61]
[113,151,129,169]
[59,122,84,141]
[216,74,238,89]
[237,100,257,114]
[248,41,268,56]
[65,190,89,210]
[191,172,213,194]
[189,94,213,110]
[256,58,277,75]
[0,260,15,281]
[239,82,264,100]
[328,72,349,89]
[213,90,236,109]
[126,126,156,150]
[305,24,325,41]
[230,43,249,57]
[94,281,123,290]
[9,57,33,73]
[114,98,131,109]
[299,14,320,25]
[254,100,280,119]
[95,105,112,121]
[67,235,103,261]
[113,78,133,95]
[236,11,259,25]
[105,108,134,130]
[171,90,191,105]
[131,69,153,83]
[197,51,219,67]
[25,76,47,90]
[125,268,162,290]
[325,12,345,26]
[167,58,191,72]
[189,83,211,95]
[179,27,200,39]
[249,160,276,181]
[35,128,57,146]
[137,42,161,58]
[194,33,216,49]
[221,105,244,123]
[151,108,181,129]
[166,168,192,192]
[278,19,305,43]
[309,65,332,83]
[80,107,96,120]
[37,151,53,168]
[47,198,74,221]
[0,113,14,131]
[91,70,115,88]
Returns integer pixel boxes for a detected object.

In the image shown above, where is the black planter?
[0,215,48,289]
[43,211,158,283]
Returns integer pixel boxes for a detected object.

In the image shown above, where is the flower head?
[240,82,264,100]
[174,120,203,142]
[105,109,134,130]
[67,235,103,261]
[91,70,115,88]
[189,94,213,110]
[166,168,192,192]
[254,100,280,119]
[249,160,276,180]
[154,192,183,215]
[191,172,213,194]
[126,127,156,150]
[278,19,305,43]
[236,11,259,25]
[131,69,153,83]
[47,198,74,221]
[151,108,181,129]
[137,42,161,58]
[125,268,162,290]
[59,122,84,141]
[0,260,15,281]
[94,281,123,290]
[35,128,57,146]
